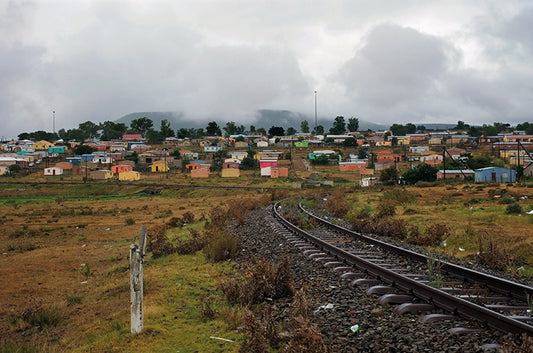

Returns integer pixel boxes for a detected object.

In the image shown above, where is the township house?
[151,160,169,173]
[119,171,141,181]
[34,140,54,150]
[339,160,368,171]
[437,170,475,180]
[420,154,443,166]
[111,164,133,174]
[44,166,63,176]
[221,159,240,178]
[186,161,210,178]
[475,167,516,183]
[90,170,113,180]
[376,151,401,163]
[259,158,278,169]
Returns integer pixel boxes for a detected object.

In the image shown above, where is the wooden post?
[130,226,147,334]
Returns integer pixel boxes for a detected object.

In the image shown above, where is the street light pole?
[314,91,317,132]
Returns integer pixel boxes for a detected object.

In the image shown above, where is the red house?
[259,159,278,168]
[111,164,133,175]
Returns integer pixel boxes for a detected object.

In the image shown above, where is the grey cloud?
[338,24,454,107]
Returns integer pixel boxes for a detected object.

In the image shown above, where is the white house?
[44,167,63,176]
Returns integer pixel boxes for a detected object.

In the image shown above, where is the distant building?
[475,167,516,183]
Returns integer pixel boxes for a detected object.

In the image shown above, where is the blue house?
[48,146,66,154]
[81,154,96,162]
[475,167,516,183]
[66,157,82,165]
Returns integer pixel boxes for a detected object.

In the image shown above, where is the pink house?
[111,164,133,174]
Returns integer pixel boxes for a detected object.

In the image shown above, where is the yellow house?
[119,171,141,181]
[151,160,169,173]
[396,137,410,145]
[34,140,54,150]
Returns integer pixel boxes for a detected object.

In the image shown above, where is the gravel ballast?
[231,206,520,352]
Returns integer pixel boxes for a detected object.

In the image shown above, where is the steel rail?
[298,203,533,303]
[273,202,533,335]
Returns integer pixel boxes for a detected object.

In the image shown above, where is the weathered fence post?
[130,226,147,334]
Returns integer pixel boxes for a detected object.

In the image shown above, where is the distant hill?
[114,110,390,132]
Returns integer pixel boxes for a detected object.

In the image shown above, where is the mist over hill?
[115,110,399,132]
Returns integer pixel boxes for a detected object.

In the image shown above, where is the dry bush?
[238,309,269,353]
[205,206,227,231]
[182,211,195,224]
[220,256,294,305]
[325,192,351,218]
[165,217,183,228]
[175,229,207,255]
[476,231,523,271]
[376,200,396,218]
[149,224,175,257]
[203,230,240,262]
[20,299,62,329]
[199,296,215,321]
[284,316,329,353]
[271,189,290,201]
[227,198,260,225]
[383,188,417,204]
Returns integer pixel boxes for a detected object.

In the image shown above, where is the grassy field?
[0,176,532,352]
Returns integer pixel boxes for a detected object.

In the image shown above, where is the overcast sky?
[1,0,532,138]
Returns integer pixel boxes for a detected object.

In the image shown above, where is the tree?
[79,121,100,139]
[8,164,22,175]
[380,166,398,182]
[206,121,222,136]
[347,117,359,132]
[268,126,285,137]
[358,146,369,159]
[300,120,310,133]
[101,121,127,140]
[160,119,175,138]
[454,121,470,130]
[130,117,153,136]
[171,148,181,159]
[343,137,358,147]
[223,121,245,136]
[416,125,426,132]
[177,128,189,139]
[256,127,267,136]
[516,122,533,135]
[127,151,139,164]
[240,157,258,170]
[314,125,324,135]
[146,129,164,144]
[75,144,96,155]
[249,125,256,133]
[286,127,296,136]
[329,116,346,134]
[403,163,438,184]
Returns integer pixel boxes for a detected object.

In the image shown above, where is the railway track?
[271,201,533,341]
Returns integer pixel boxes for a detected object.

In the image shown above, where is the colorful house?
[186,161,210,173]
[122,134,143,141]
[259,159,278,168]
[111,164,133,174]
[119,171,141,181]
[475,167,516,183]
[151,160,169,173]
[48,146,66,154]
[270,167,289,178]
[376,151,401,163]
[55,162,73,170]
[44,167,63,176]
[420,154,443,166]
[66,157,82,165]
[90,170,114,180]
[34,140,54,150]
[339,160,368,171]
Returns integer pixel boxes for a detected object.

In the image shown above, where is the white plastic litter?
[350,324,360,333]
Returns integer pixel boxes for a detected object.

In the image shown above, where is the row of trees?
[16,116,530,145]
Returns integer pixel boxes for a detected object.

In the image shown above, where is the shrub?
[203,231,239,262]
[413,223,449,247]
[125,217,135,226]
[376,200,396,218]
[175,229,207,255]
[182,211,195,224]
[149,224,174,258]
[227,198,259,225]
[220,256,294,305]
[476,231,523,270]
[498,196,516,204]
[506,203,522,214]
[383,188,417,204]
[238,310,268,353]
[325,192,351,217]
[21,300,62,328]
[205,207,227,231]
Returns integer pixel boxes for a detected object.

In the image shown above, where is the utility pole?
[314,90,317,132]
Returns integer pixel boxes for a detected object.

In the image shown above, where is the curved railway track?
[271,201,533,339]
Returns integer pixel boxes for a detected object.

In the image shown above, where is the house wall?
[221,168,240,178]
[119,171,140,181]
[191,169,209,178]
[339,162,368,171]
